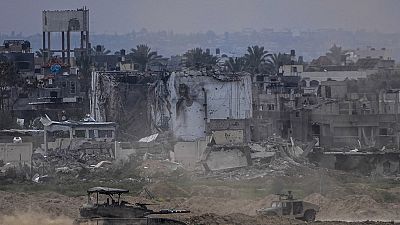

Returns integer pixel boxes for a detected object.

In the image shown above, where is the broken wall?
[0,142,32,166]
[202,145,251,171]
[91,72,159,140]
[206,119,251,143]
[173,140,207,170]
[115,141,136,162]
[160,72,253,141]
[212,130,244,144]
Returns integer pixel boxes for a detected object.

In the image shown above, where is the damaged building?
[154,71,253,170]
[153,70,253,141]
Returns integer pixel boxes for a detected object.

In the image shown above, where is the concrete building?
[40,116,116,152]
[0,40,35,76]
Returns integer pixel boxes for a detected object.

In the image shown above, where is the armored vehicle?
[74,187,189,225]
[256,191,319,222]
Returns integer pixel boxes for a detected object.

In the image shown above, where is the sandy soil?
[0,187,399,225]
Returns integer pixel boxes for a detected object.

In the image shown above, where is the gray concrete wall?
[204,148,249,171]
[0,142,32,166]
[174,140,207,170]
[166,72,253,141]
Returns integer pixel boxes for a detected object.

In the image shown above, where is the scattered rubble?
[31,139,115,177]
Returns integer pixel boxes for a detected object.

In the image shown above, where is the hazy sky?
[2,0,400,34]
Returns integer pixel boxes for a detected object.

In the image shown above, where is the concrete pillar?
[86,30,89,49]
[62,31,65,63]
[47,32,51,56]
[69,127,73,139]
[44,126,48,153]
[67,31,71,65]
[42,31,46,63]
[80,31,84,57]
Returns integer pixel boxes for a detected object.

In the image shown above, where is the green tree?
[129,44,162,72]
[225,57,246,73]
[183,48,218,69]
[326,44,344,65]
[264,53,292,75]
[244,45,271,73]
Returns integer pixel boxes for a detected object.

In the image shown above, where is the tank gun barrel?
[150,209,190,215]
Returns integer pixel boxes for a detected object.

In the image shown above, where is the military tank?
[74,187,189,225]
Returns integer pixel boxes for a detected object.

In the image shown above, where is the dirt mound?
[0,190,83,218]
[184,213,298,225]
[190,185,242,198]
[142,181,190,199]
[239,194,279,215]
[0,211,72,225]
[178,197,250,215]
[304,193,330,206]
[304,194,400,221]
[184,213,400,225]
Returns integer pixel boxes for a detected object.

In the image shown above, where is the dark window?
[256,75,264,82]
[282,202,292,215]
[379,128,393,136]
[98,130,113,138]
[293,202,303,215]
[325,86,331,98]
[89,130,95,138]
[70,81,76,94]
[16,61,30,70]
[74,130,86,138]
[50,91,57,98]
[310,80,319,87]
[383,161,390,174]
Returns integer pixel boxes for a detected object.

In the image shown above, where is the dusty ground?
[0,161,399,225]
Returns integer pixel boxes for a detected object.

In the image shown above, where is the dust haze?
[1,0,400,34]
[0,211,72,225]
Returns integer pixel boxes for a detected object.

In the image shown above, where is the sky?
[1,0,400,35]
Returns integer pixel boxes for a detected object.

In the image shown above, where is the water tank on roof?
[96,45,102,52]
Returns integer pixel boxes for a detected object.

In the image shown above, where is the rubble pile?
[197,135,315,180]
[32,139,114,174]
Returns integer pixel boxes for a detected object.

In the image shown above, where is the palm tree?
[244,45,271,73]
[264,53,292,75]
[129,44,162,72]
[225,57,246,73]
[183,48,218,69]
